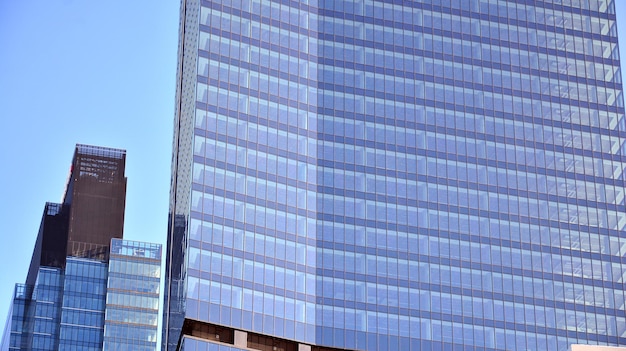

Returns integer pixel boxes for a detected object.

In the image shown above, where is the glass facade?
[4,275,63,351]
[4,285,35,351]
[29,269,64,351]
[58,258,108,351]
[1,240,161,351]
[103,239,162,351]
[164,0,626,350]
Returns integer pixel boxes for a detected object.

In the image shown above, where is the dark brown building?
[62,144,127,257]
[25,144,127,285]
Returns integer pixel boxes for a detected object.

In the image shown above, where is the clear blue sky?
[0,0,179,335]
[2,0,626,346]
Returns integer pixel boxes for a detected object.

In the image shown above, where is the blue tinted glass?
[163,0,626,350]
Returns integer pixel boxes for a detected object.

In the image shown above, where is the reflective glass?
[164,0,626,350]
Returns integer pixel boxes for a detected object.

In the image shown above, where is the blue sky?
[0,0,179,330]
[1,0,626,344]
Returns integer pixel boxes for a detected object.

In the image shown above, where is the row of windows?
[210,0,614,19]
[32,288,62,305]
[103,340,156,351]
[193,180,626,241]
[29,334,57,350]
[59,343,102,351]
[182,298,626,351]
[33,318,57,334]
[103,323,157,342]
[105,307,158,326]
[106,293,159,310]
[321,183,623,229]
[333,0,614,17]
[194,158,616,214]
[190,213,624,292]
[189,230,625,304]
[187,250,312,296]
[108,260,160,278]
[317,298,626,336]
[62,294,106,311]
[196,107,625,179]
[186,279,310,324]
[195,124,624,193]
[59,325,103,345]
[316,218,625,257]
[201,54,621,126]
[315,160,623,208]
[196,144,623,207]
[189,195,626,260]
[189,217,311,258]
[210,0,617,57]
[35,303,60,320]
[65,259,108,280]
[197,220,619,279]
[310,322,609,351]
[188,241,626,309]
[196,66,625,139]
[317,273,623,312]
[318,136,624,180]
[189,242,626,313]
[107,275,160,294]
[318,10,617,61]
[197,79,624,154]
[61,309,104,328]
[110,238,161,260]
[322,263,624,308]
[322,61,621,107]
[199,26,619,119]
[317,82,624,127]
[34,269,63,288]
[474,0,613,15]
[319,238,624,281]
[318,112,624,157]
[361,0,615,36]
[193,141,313,183]
[201,23,621,106]
[102,338,155,351]
[64,278,107,295]
[203,2,619,78]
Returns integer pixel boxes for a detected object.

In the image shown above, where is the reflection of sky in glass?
[3,239,161,351]
[104,239,161,351]
[168,0,626,350]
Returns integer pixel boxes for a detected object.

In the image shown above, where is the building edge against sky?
[161,0,626,350]
[1,145,162,351]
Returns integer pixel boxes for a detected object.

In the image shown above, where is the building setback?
[1,145,161,351]
[162,0,626,350]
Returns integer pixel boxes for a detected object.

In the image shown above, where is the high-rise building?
[1,145,162,351]
[163,1,626,350]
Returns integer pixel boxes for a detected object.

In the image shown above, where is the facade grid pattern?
[58,258,108,351]
[163,0,626,350]
[103,239,162,351]
[1,242,161,351]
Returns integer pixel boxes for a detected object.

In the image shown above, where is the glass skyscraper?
[163,0,626,350]
[1,145,162,351]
